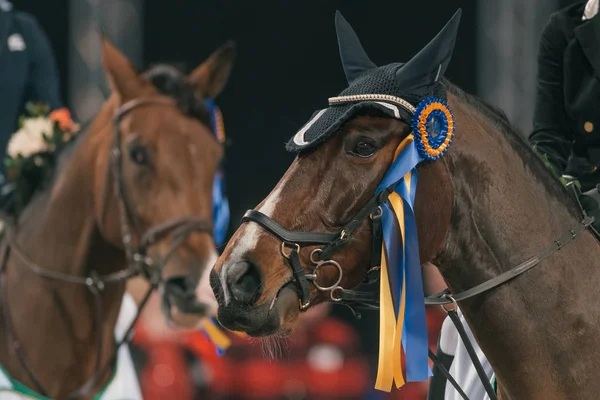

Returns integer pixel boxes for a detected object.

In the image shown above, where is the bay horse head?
[211,11,458,337]
[97,37,235,325]
[0,37,236,397]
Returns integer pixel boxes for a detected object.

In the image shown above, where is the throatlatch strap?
[447,310,497,400]
[370,212,383,271]
[320,185,396,260]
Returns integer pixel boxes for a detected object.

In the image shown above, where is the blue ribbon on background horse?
[201,99,232,354]
[204,98,230,248]
[374,97,454,391]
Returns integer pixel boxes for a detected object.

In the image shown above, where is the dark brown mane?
[442,79,580,218]
[144,65,213,128]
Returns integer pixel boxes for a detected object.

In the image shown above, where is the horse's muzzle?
[161,276,209,323]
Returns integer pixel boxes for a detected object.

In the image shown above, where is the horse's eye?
[129,146,149,166]
[351,140,377,158]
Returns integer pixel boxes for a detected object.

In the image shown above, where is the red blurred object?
[386,305,446,399]
[132,303,446,400]
[138,342,193,400]
[133,321,222,400]
[207,317,370,400]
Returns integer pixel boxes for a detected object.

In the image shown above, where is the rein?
[0,96,215,399]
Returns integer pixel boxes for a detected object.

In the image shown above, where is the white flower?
[8,117,53,158]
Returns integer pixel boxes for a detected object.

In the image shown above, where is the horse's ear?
[335,11,377,83]
[100,36,146,101]
[395,9,462,92]
[188,41,236,99]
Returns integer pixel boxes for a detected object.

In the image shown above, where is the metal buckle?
[369,206,383,220]
[85,271,105,292]
[441,293,458,313]
[299,299,311,310]
[280,242,300,259]
[133,253,160,284]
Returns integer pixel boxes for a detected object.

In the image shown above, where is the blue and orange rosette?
[411,97,454,161]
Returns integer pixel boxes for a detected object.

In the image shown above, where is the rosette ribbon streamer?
[374,97,454,391]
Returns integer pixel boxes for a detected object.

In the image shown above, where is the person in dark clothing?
[528,0,600,225]
[0,0,72,173]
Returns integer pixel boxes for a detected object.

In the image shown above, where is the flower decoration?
[2,102,79,216]
[5,103,78,182]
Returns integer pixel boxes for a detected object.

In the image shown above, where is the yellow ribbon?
[375,242,398,391]
[202,318,232,350]
[374,137,417,392]
[390,191,407,389]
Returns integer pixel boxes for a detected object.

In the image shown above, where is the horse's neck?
[0,101,127,398]
[437,98,600,399]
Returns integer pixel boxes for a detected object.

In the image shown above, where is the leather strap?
[447,309,497,400]
[289,249,312,308]
[320,185,396,259]
[428,348,470,400]
[424,216,594,306]
[370,211,383,272]
[242,210,338,244]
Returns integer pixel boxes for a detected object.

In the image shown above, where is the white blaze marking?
[220,171,292,304]
[230,172,290,261]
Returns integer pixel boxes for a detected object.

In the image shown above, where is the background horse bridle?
[242,166,595,400]
[0,97,215,399]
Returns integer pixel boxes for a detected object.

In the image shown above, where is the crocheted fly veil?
[287,10,462,391]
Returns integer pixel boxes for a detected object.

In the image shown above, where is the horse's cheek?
[415,161,453,263]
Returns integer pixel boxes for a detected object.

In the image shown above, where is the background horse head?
[0,37,235,398]
[212,10,600,398]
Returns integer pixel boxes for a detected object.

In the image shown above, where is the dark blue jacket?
[529,2,600,192]
[0,3,63,167]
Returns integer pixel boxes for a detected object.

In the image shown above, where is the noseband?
[0,97,215,399]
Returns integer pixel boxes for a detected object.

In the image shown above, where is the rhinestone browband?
[328,94,416,115]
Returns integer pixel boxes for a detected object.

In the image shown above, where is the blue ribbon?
[203,99,230,248]
[376,139,431,382]
[376,142,421,194]
[212,171,230,247]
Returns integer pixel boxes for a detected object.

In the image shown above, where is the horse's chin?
[162,302,210,329]
[158,268,218,329]
[273,286,301,335]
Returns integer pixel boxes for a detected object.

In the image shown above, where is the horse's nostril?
[227,261,262,305]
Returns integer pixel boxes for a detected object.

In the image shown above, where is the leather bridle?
[241,163,595,400]
[241,181,397,314]
[0,97,216,399]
